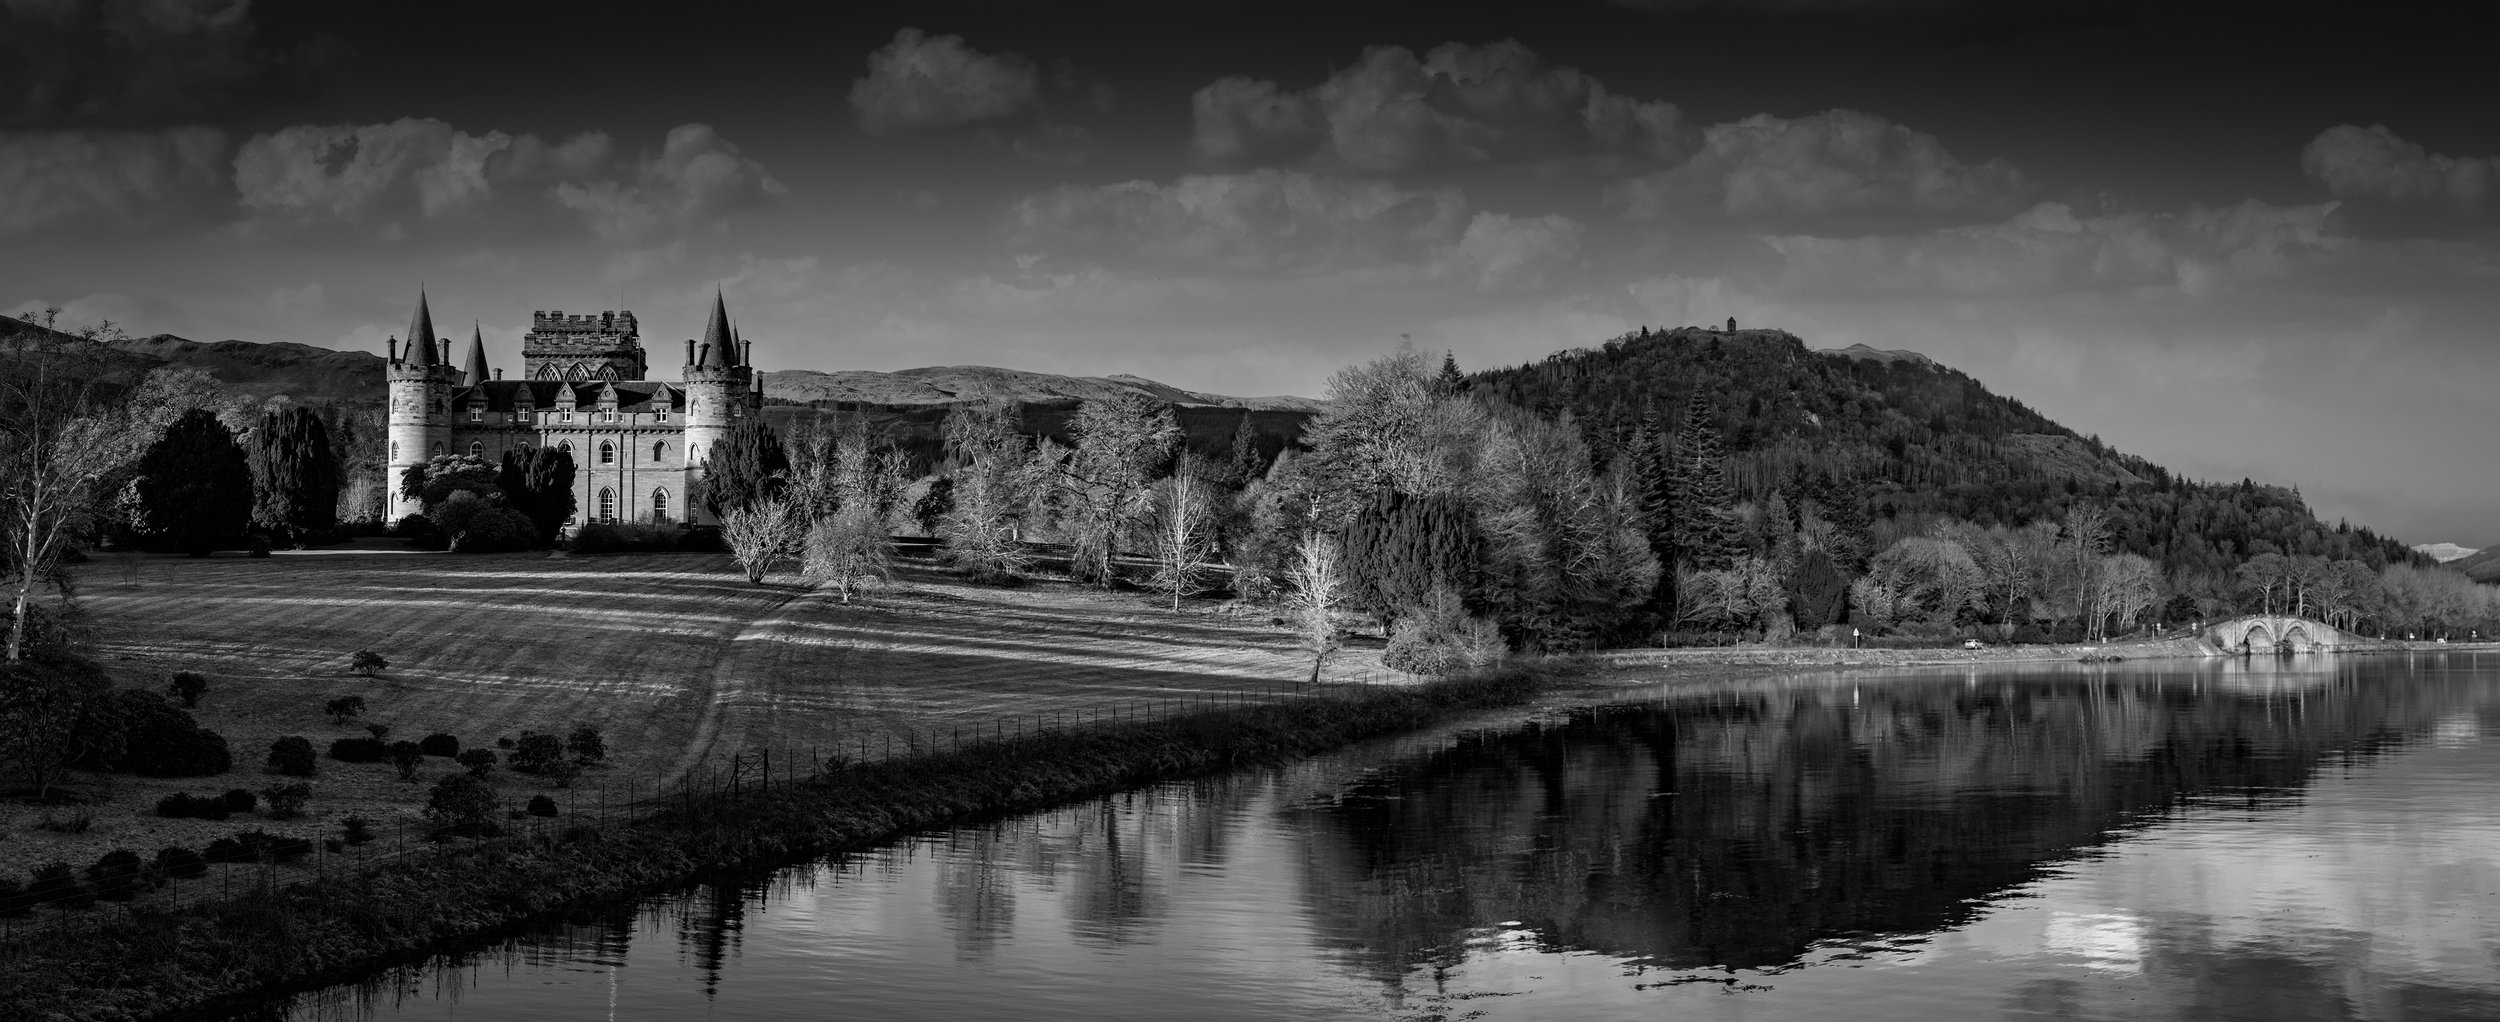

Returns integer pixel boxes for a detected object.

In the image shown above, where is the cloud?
[232,118,775,239]
[551,123,786,241]
[0,126,229,234]
[1436,212,1587,292]
[1189,39,1691,173]
[849,28,1041,135]
[0,0,321,124]
[1008,169,1469,274]
[1764,199,2343,298]
[2302,124,2493,222]
[1607,108,2033,226]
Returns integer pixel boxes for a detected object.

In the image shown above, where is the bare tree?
[938,403,1038,584]
[720,496,801,585]
[0,311,122,661]
[1054,392,1180,587]
[1146,466,1218,612]
[803,503,892,605]
[2093,553,2162,639]
[1282,530,1347,683]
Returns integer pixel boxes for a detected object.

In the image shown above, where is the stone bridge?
[2205,615,2353,653]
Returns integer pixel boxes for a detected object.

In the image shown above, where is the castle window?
[469,408,482,422]
[598,487,616,523]
[652,441,667,461]
[390,441,398,462]
[430,441,444,457]
[599,441,615,465]
[656,408,668,422]
[468,441,483,459]
[561,411,573,423]
[558,441,572,458]
[651,488,670,522]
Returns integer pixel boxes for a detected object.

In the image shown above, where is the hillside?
[1466,324,2424,583]
[762,365,1322,412]
[2413,542,2480,564]
[2452,547,2500,583]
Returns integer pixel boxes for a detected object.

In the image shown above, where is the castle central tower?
[523,309,646,382]
[384,289,456,523]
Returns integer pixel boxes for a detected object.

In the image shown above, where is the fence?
[0,667,1405,954]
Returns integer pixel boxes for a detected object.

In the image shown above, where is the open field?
[3,545,1390,875]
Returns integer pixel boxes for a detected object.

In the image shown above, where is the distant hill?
[762,366,1322,413]
[2451,547,2500,583]
[105,334,387,409]
[1467,324,2425,581]
[2413,542,2481,563]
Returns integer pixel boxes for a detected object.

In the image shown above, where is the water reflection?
[264,654,2500,1022]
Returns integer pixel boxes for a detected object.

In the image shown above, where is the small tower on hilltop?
[680,291,753,522]
[385,290,456,522]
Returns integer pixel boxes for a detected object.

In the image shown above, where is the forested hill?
[1465,324,2425,584]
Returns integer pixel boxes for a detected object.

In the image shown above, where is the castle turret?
[680,291,748,525]
[386,289,456,522]
[460,323,489,387]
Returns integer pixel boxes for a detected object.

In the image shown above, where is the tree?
[510,730,563,773]
[1282,531,1347,684]
[1970,522,2057,638]
[350,649,387,676]
[696,415,789,520]
[2057,502,2111,635]
[1433,350,1465,395]
[1340,490,1480,630]
[1668,397,1742,572]
[2235,552,2289,615]
[132,409,254,555]
[168,671,207,708]
[388,740,425,781]
[803,502,891,603]
[1789,547,1848,631]
[455,748,498,777]
[0,654,119,798]
[721,496,802,585]
[1,315,123,661]
[1055,392,1181,586]
[248,407,339,542]
[267,735,316,776]
[936,402,1037,583]
[324,695,365,723]
[498,446,577,544]
[565,725,605,762]
[1146,466,1220,612]
[424,773,498,835]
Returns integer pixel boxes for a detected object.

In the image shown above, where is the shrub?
[542,757,582,788]
[350,650,388,676]
[425,774,498,835]
[328,736,388,763]
[247,832,312,863]
[155,793,201,819]
[525,794,558,817]
[510,731,563,773]
[455,748,498,777]
[419,733,460,757]
[268,735,317,776]
[262,782,311,819]
[0,875,30,917]
[450,505,537,553]
[38,807,94,833]
[340,816,374,845]
[324,695,366,723]
[324,837,345,854]
[495,736,515,749]
[116,690,232,777]
[565,726,606,763]
[86,850,149,901]
[168,671,208,708]
[153,846,208,880]
[219,788,256,814]
[389,740,424,781]
[203,837,255,865]
[364,722,390,740]
[390,512,437,539]
[28,862,95,909]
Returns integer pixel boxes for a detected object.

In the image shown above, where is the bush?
[510,731,563,773]
[116,690,232,777]
[495,736,515,749]
[28,862,95,909]
[248,832,313,863]
[419,733,460,757]
[390,513,438,540]
[364,722,390,740]
[525,794,558,817]
[455,747,498,777]
[328,736,388,763]
[565,726,606,763]
[350,650,388,676]
[341,816,374,845]
[324,695,366,722]
[155,793,201,818]
[262,782,310,819]
[451,505,538,554]
[0,875,30,917]
[219,788,256,814]
[38,806,95,833]
[168,671,208,708]
[542,757,582,788]
[425,774,498,835]
[153,846,208,880]
[389,740,424,781]
[202,837,255,865]
[268,735,317,776]
[86,849,149,901]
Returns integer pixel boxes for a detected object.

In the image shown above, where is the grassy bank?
[0,667,1547,1022]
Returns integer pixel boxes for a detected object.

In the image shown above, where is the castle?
[383,290,761,527]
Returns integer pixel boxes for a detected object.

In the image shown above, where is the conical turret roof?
[697,290,736,369]
[461,323,489,386]
[406,289,440,366]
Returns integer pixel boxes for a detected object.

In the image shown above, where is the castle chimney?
[685,338,695,365]
[387,336,398,364]
[742,339,753,366]
[494,369,503,381]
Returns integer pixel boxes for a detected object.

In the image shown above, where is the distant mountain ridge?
[2413,542,2481,563]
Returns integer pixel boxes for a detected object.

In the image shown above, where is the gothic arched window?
[598,487,616,523]
[468,441,484,459]
[652,441,667,461]
[558,441,573,457]
[430,441,443,457]
[599,441,615,465]
[651,488,670,522]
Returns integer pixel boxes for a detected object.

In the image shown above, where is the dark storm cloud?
[848,27,1099,164]
[0,0,336,126]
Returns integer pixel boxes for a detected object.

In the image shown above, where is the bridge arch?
[2282,625,2314,652]
[2242,623,2275,652]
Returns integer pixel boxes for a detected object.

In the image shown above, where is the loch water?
[260,653,2500,1022]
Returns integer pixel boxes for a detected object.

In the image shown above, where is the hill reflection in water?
[268,653,2500,1022]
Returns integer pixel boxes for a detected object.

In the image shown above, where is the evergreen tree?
[133,409,253,555]
[247,407,338,541]
[697,416,790,520]
[1339,490,1481,628]
[498,447,577,544]
[1669,398,1742,572]
[1433,350,1465,396]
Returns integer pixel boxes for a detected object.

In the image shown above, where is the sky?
[4,0,2495,547]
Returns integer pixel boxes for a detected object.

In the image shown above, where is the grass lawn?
[2,545,1388,876]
